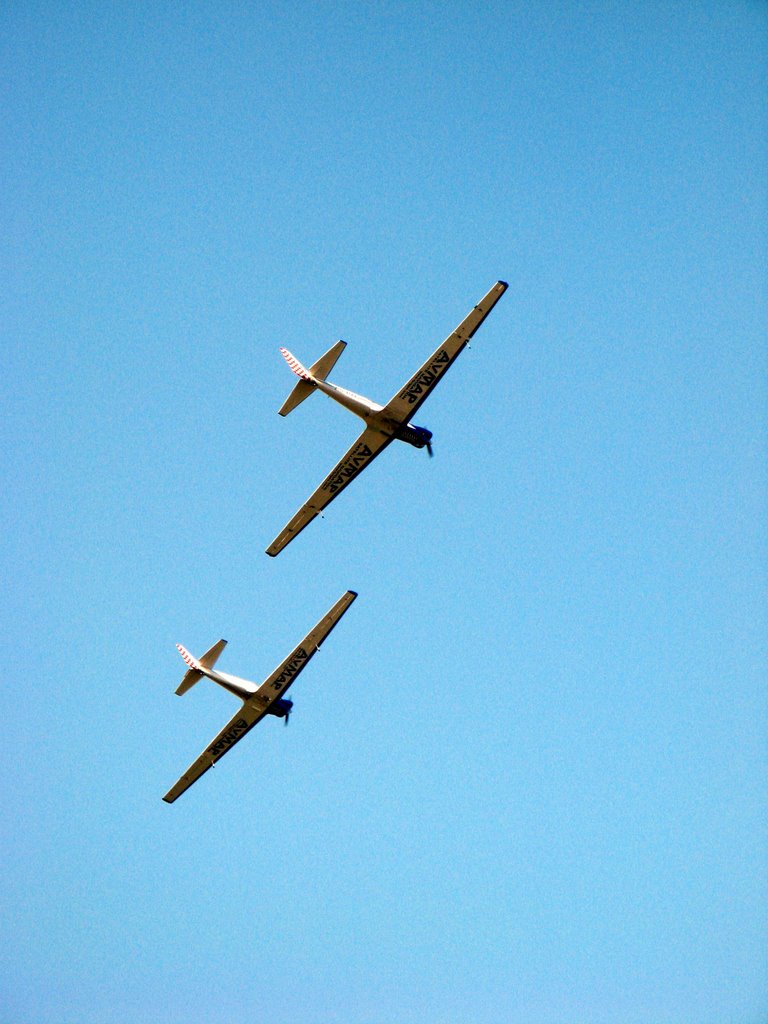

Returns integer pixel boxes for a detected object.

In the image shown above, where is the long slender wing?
[266,427,394,556]
[163,592,357,803]
[162,702,268,803]
[251,589,358,700]
[382,281,508,425]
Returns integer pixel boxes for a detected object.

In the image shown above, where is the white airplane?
[163,590,357,803]
[266,280,508,556]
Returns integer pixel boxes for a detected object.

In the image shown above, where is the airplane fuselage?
[313,377,432,449]
[203,668,257,701]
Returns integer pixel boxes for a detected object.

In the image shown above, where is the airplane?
[266,280,508,556]
[163,589,357,803]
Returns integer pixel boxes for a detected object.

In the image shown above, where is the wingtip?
[497,280,509,289]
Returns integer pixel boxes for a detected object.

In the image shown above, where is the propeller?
[426,439,434,458]
[284,708,291,726]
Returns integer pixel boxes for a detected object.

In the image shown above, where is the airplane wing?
[162,701,268,803]
[266,428,394,556]
[163,591,357,803]
[382,280,508,425]
[251,588,358,698]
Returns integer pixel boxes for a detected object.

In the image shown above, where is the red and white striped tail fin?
[175,639,227,696]
[176,643,202,673]
[280,347,313,382]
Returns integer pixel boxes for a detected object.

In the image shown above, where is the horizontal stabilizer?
[279,377,315,417]
[309,340,346,382]
[176,667,203,696]
[199,638,227,670]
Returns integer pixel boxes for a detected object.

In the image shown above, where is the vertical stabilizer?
[280,348,312,380]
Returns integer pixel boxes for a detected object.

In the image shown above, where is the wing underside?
[266,428,394,556]
[252,588,358,699]
[382,280,508,424]
[162,701,267,803]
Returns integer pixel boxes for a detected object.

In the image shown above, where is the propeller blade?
[426,440,434,458]
[284,711,290,726]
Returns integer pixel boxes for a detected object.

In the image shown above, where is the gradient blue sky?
[3,3,767,1022]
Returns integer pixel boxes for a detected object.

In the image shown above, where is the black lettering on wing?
[399,350,451,404]
[322,443,374,494]
[208,718,249,757]
[271,648,309,689]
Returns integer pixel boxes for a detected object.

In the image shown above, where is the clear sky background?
[2,3,766,1022]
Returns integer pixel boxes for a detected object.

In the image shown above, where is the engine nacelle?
[395,422,433,449]
[267,698,293,719]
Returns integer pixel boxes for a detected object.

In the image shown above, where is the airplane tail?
[278,341,346,416]
[175,639,227,696]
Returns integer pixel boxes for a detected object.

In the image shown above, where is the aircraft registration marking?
[208,718,250,757]
[397,348,451,406]
[271,647,309,689]
[321,442,375,495]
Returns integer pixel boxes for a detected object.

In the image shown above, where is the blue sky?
[2,3,766,1022]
